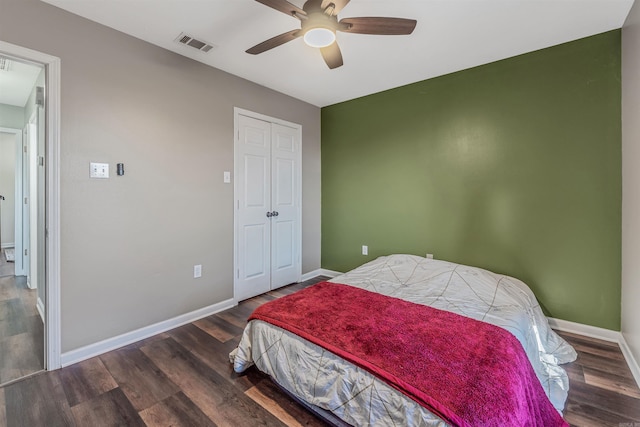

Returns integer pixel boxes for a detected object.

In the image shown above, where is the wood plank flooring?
[558,330,640,427]
[0,274,44,385]
[0,276,638,426]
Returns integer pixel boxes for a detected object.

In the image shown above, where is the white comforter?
[232,255,577,426]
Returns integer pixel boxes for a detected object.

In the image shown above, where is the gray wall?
[622,1,640,376]
[0,104,25,129]
[0,132,16,246]
[0,0,321,352]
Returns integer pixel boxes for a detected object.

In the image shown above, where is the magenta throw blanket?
[249,282,568,427]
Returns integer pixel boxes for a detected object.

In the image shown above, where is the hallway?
[0,273,44,385]
[0,249,14,277]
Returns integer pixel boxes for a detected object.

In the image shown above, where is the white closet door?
[236,115,271,301]
[235,110,302,301]
[270,123,300,289]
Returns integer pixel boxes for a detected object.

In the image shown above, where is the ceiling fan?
[246,0,417,69]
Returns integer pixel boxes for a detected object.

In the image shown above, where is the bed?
[230,254,577,426]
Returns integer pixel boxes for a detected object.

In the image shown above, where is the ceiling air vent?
[175,33,215,53]
[0,57,11,72]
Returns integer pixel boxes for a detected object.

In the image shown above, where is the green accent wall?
[321,30,621,330]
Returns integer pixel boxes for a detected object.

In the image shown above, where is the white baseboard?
[61,298,236,367]
[547,317,621,342]
[299,270,318,282]
[548,317,640,388]
[320,268,342,278]
[36,297,45,323]
[619,333,640,389]
[300,268,343,282]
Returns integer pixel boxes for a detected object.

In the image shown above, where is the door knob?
[272,211,279,217]
[266,211,272,218]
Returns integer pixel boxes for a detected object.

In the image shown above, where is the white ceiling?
[0,58,42,107]
[42,0,634,107]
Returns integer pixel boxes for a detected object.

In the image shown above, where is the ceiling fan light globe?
[303,27,336,48]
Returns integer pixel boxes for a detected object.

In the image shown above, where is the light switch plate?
[223,171,231,183]
[90,162,109,179]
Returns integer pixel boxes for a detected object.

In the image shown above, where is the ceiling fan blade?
[339,17,417,35]
[246,29,301,54]
[320,42,343,69]
[255,0,306,18]
[321,0,350,15]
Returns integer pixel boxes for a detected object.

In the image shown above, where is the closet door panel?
[270,124,300,289]
[236,115,271,301]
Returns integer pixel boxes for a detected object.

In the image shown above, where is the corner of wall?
[620,333,640,388]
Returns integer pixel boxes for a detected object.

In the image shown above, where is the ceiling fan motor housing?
[301,1,339,33]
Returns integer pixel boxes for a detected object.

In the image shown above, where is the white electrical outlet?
[223,171,231,183]
[194,264,202,278]
[426,253,434,259]
[362,245,368,255]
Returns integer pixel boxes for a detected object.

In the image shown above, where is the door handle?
[266,211,273,218]
[272,211,279,217]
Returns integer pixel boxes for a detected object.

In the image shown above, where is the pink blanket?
[249,281,568,427]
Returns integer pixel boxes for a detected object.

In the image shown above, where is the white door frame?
[0,127,24,275]
[0,41,62,370]
[22,124,30,281]
[26,114,38,291]
[233,107,302,304]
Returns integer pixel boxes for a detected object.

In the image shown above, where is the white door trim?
[27,117,38,290]
[0,127,24,275]
[0,40,62,370]
[233,107,302,304]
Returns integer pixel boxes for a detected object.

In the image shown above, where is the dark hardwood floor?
[0,273,44,385]
[0,276,638,426]
[558,330,640,427]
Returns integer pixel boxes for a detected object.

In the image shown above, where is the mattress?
[231,254,577,426]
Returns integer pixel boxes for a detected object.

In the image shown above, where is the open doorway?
[0,55,46,384]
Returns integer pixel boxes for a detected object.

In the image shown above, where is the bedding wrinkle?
[481,276,503,322]
[252,330,282,367]
[311,350,326,399]
[438,265,459,300]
